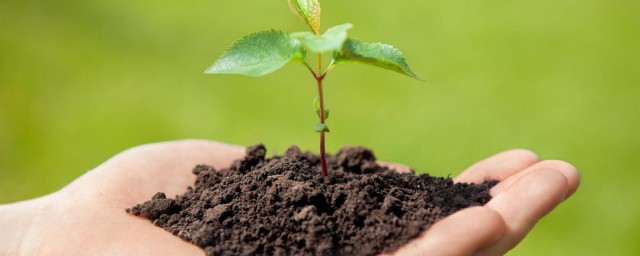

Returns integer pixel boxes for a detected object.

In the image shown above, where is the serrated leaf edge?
[288,0,321,34]
[334,38,422,80]
[205,30,306,77]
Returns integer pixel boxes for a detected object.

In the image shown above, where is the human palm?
[0,140,579,255]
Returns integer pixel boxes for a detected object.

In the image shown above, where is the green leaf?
[313,97,320,111]
[291,23,353,54]
[288,0,321,34]
[334,38,420,79]
[314,123,330,133]
[205,30,305,77]
[313,97,330,119]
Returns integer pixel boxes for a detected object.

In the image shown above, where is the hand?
[387,149,580,256]
[0,140,579,255]
[0,140,245,255]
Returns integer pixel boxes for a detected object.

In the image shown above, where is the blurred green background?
[1,0,638,254]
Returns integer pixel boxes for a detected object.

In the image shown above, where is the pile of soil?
[127,144,496,256]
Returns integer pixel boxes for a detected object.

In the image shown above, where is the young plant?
[206,0,419,177]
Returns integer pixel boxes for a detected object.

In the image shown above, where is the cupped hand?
[0,140,579,256]
[386,149,580,255]
[0,140,245,255]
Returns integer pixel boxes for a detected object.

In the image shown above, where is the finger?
[490,160,580,199]
[455,149,539,183]
[476,168,569,256]
[378,162,413,174]
[388,207,505,256]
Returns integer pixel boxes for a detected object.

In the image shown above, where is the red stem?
[316,53,328,177]
[316,76,328,177]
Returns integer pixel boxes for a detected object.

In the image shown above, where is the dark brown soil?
[127,144,496,256]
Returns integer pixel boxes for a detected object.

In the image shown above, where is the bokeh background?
[1,0,638,254]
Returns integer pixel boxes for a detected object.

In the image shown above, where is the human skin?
[0,140,580,255]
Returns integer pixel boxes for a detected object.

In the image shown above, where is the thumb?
[388,207,505,256]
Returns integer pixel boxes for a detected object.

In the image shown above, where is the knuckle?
[509,149,540,162]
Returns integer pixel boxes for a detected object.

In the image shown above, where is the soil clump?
[128,144,496,256]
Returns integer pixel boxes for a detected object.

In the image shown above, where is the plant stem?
[316,53,328,177]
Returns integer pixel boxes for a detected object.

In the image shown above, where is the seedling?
[206,0,419,177]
